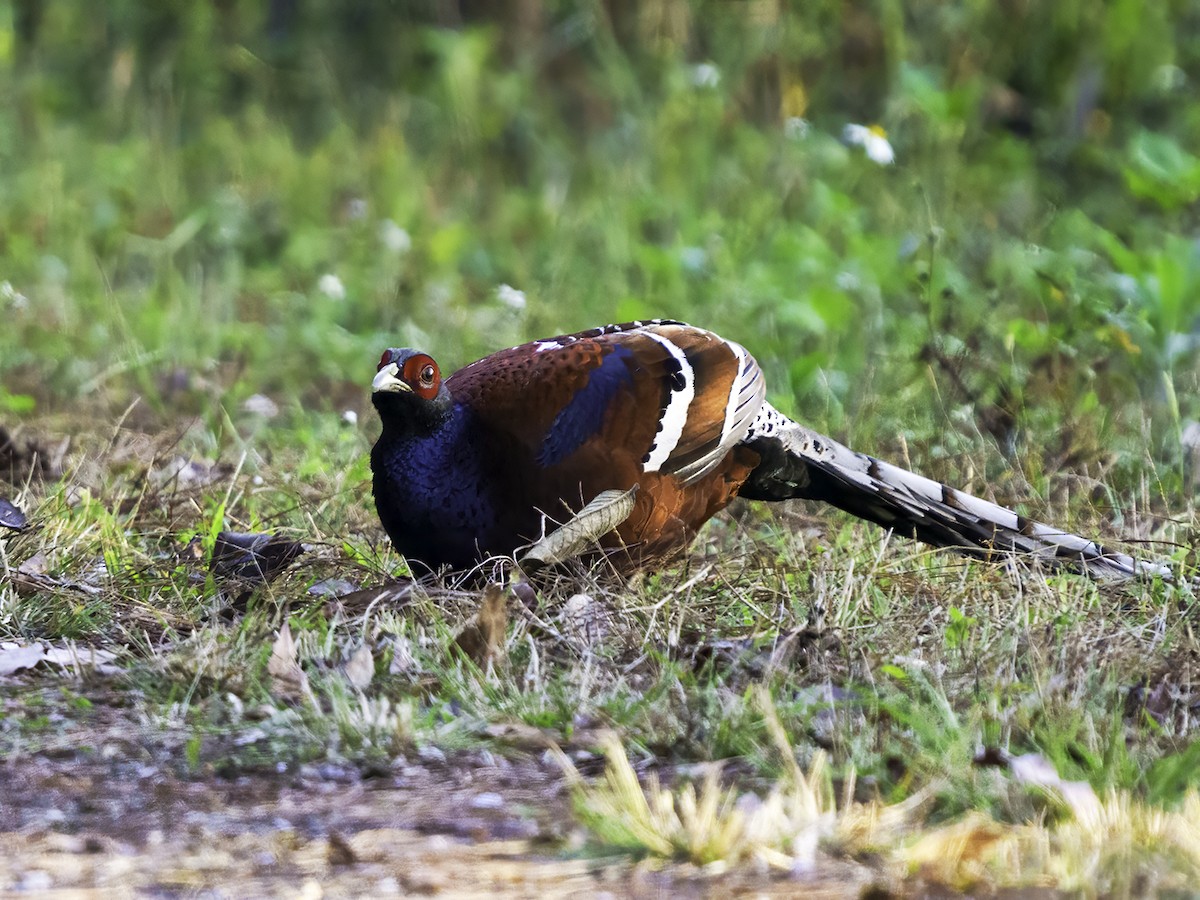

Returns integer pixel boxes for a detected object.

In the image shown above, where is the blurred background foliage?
[2,0,1200,500]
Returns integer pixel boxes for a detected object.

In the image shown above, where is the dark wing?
[446,321,765,484]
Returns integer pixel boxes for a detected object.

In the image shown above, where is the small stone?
[18,871,53,891]
[470,792,505,810]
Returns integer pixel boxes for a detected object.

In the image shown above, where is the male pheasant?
[370,319,1174,580]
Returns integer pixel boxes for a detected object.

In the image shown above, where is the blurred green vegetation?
[2,0,1200,497]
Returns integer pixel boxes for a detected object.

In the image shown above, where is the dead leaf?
[326,831,357,866]
[482,721,557,751]
[906,812,1012,886]
[11,565,104,598]
[342,644,375,691]
[268,622,313,704]
[153,456,231,489]
[453,584,510,669]
[41,645,120,675]
[307,577,361,598]
[211,531,305,585]
[1,497,28,531]
[323,580,414,618]
[0,642,120,676]
[18,552,48,575]
[559,593,608,644]
[511,579,539,611]
[1007,752,1102,824]
[387,635,418,676]
[1140,676,1176,725]
[0,424,65,483]
[0,643,46,676]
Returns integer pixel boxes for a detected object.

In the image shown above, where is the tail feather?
[739,406,1178,582]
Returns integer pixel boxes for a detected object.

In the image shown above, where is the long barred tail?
[739,405,1179,582]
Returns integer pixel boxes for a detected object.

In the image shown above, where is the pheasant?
[370,319,1176,580]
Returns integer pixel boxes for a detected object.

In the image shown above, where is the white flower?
[378,219,412,254]
[689,62,721,88]
[346,197,369,221]
[835,271,860,291]
[679,246,707,274]
[342,409,358,426]
[317,273,346,301]
[1154,64,1187,93]
[784,117,810,140]
[1,280,28,310]
[843,123,895,165]
[496,283,526,310]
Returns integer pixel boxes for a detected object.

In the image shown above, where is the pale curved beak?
[372,363,410,393]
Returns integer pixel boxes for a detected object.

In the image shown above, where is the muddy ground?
[0,679,876,898]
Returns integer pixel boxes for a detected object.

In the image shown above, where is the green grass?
[3,2,1200,892]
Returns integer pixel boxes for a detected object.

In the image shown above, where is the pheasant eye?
[377,351,392,371]
[420,365,436,384]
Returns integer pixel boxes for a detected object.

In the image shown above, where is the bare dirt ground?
[0,680,874,898]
